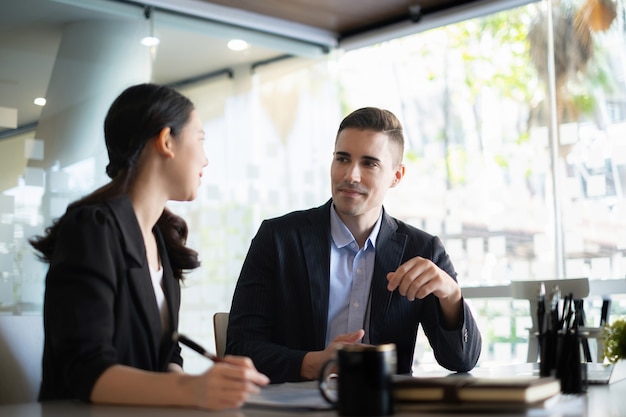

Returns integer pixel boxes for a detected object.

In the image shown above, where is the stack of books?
[393,374,562,411]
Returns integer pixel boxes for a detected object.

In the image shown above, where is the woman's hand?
[187,355,270,410]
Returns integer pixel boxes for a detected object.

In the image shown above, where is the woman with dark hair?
[30,83,268,410]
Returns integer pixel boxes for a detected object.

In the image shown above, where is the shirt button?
[353,302,359,308]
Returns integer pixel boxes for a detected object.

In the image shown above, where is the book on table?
[393,374,561,406]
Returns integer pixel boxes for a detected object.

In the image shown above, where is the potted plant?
[603,318,626,364]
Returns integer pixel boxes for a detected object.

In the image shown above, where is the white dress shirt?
[326,204,382,345]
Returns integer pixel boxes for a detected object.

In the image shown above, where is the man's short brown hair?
[336,107,404,164]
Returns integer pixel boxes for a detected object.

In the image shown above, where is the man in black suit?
[226,107,482,383]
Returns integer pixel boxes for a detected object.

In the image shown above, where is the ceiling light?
[227,39,249,51]
[34,98,46,106]
[141,36,160,47]
[141,6,160,49]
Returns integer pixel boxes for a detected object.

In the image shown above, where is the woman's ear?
[154,127,174,159]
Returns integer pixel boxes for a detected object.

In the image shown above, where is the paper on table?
[244,381,334,411]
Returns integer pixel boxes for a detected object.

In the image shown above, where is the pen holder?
[538,331,558,377]
[539,331,587,394]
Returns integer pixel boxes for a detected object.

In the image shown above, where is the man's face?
[330,128,404,225]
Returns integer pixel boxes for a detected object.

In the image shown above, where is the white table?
[1,379,624,417]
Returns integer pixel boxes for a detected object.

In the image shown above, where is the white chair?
[510,278,603,362]
[212,312,229,359]
[0,315,43,404]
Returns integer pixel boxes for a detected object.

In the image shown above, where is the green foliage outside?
[603,318,626,363]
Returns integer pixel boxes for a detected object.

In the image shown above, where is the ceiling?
[195,0,479,37]
[0,0,527,137]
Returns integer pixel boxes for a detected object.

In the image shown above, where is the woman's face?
[168,109,208,201]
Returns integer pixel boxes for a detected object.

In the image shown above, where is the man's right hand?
[299,329,365,380]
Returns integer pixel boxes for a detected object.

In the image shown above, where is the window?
[2,0,625,371]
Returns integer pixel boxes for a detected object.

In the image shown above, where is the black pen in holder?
[537,289,587,394]
[539,331,557,377]
[536,283,546,355]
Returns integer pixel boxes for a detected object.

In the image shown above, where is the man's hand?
[386,256,462,328]
[300,329,365,380]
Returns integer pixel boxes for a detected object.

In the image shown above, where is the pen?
[549,285,561,331]
[173,332,221,362]
[537,282,546,337]
[600,297,611,326]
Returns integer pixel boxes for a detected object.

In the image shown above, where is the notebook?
[393,374,561,409]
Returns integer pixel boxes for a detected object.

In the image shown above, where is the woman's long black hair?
[29,83,200,279]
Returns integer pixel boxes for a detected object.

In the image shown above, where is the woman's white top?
[149,266,169,334]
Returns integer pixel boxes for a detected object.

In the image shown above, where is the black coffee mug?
[318,343,397,416]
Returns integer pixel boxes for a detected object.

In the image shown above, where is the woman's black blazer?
[38,196,182,402]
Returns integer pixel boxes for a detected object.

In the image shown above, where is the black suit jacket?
[226,200,481,383]
[39,196,182,402]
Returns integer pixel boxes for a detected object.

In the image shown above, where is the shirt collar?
[330,204,382,250]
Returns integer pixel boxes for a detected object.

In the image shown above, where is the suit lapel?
[156,227,180,368]
[302,201,332,349]
[106,196,162,360]
[128,267,163,355]
[156,228,179,334]
[370,211,407,327]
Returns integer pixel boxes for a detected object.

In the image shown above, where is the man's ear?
[391,164,405,188]
[154,127,174,159]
